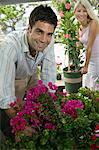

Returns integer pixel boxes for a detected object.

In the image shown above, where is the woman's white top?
[80,25,99,90]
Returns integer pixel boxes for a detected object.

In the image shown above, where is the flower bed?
[1,80,99,150]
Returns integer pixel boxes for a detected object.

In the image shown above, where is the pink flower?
[96,145,99,149]
[91,135,97,141]
[57,20,61,27]
[50,93,57,101]
[17,111,24,117]
[90,144,99,150]
[61,100,84,119]
[10,115,27,133]
[95,124,99,132]
[48,82,58,91]
[38,80,43,85]
[65,3,71,10]
[59,11,64,18]
[76,42,81,47]
[16,97,21,103]
[9,101,16,107]
[31,118,41,128]
[94,125,99,138]
[64,34,71,39]
[95,134,99,137]
[45,123,56,130]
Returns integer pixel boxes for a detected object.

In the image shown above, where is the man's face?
[27,21,55,53]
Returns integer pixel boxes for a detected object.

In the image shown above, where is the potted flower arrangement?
[1,80,99,149]
[53,0,84,93]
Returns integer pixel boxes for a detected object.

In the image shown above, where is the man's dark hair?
[29,5,57,29]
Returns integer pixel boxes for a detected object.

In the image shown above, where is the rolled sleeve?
[0,97,16,109]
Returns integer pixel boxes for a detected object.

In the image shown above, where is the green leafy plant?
[1,80,99,150]
[53,0,84,71]
[0,4,28,32]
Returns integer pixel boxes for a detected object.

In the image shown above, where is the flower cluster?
[62,99,84,119]
[10,80,58,135]
[91,124,99,149]
[2,80,99,149]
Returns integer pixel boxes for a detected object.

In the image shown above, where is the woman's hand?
[80,66,88,74]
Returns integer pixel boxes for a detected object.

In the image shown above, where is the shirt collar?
[23,30,29,53]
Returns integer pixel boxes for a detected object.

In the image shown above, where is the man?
[0,5,57,139]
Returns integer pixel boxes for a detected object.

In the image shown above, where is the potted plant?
[53,0,84,93]
[1,80,99,149]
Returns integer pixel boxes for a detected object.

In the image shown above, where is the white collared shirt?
[0,30,56,109]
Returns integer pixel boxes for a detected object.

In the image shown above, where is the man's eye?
[48,33,53,37]
[36,30,42,34]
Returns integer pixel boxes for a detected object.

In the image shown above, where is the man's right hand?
[5,108,17,118]
[5,98,23,118]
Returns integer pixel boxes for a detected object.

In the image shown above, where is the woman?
[74,0,99,90]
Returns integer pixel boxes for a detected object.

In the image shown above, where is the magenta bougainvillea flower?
[10,80,60,135]
[61,99,84,118]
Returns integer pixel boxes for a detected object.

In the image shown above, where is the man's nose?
[40,34,47,43]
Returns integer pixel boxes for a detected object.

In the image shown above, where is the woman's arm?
[81,20,98,74]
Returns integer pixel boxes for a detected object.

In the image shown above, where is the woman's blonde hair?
[74,0,99,23]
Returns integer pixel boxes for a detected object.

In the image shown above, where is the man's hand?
[15,126,33,142]
[5,98,23,118]
[5,108,17,118]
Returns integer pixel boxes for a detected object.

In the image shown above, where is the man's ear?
[28,25,32,33]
